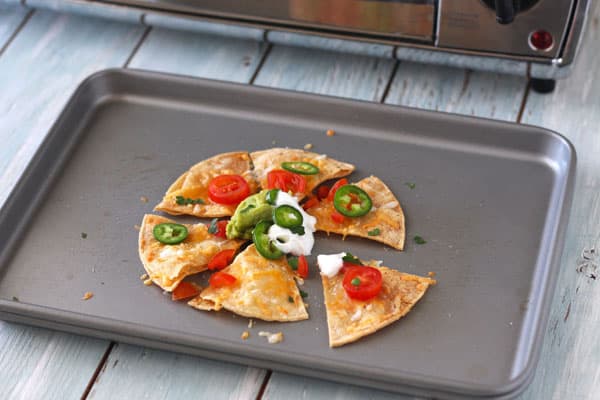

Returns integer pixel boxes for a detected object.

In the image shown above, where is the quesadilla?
[250,148,354,198]
[138,214,245,291]
[188,245,309,322]
[308,176,406,250]
[155,151,259,217]
[322,263,435,347]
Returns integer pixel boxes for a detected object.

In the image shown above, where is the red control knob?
[529,30,554,51]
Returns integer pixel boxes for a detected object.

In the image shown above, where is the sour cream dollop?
[267,191,316,256]
[317,252,347,278]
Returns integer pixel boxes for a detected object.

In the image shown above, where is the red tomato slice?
[317,185,330,200]
[302,196,319,211]
[171,282,200,301]
[207,249,236,270]
[327,178,348,201]
[342,266,382,301]
[214,220,229,239]
[267,170,306,194]
[297,255,309,279]
[208,174,250,205]
[209,271,237,288]
[331,211,346,224]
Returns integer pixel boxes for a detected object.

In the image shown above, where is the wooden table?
[0,2,598,399]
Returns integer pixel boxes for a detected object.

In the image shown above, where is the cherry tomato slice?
[208,174,250,205]
[302,196,319,211]
[297,255,309,279]
[331,211,346,224]
[342,266,383,301]
[171,282,200,301]
[213,220,229,239]
[327,178,348,201]
[207,249,236,270]
[209,271,237,288]
[267,169,306,194]
[317,185,331,200]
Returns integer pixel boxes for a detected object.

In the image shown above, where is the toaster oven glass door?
[100,0,436,42]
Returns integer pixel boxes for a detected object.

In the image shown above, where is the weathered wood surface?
[519,2,600,399]
[129,27,268,83]
[0,4,29,51]
[254,45,395,101]
[87,343,266,400]
[0,9,144,399]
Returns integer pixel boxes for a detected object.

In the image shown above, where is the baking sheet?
[0,69,574,399]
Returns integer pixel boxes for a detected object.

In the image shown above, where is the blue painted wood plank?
[25,0,143,24]
[85,26,270,399]
[0,10,145,207]
[129,27,267,83]
[0,9,144,399]
[87,344,266,400]
[0,4,29,50]
[384,61,527,121]
[254,45,396,101]
[519,3,600,400]
[0,322,108,399]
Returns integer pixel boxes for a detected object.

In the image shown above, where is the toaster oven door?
[101,0,436,42]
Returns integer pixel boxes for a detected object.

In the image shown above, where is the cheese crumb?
[241,331,250,340]
[82,292,93,300]
[140,196,149,203]
[304,143,313,150]
[248,319,254,329]
[134,224,141,231]
[143,278,153,286]
[258,331,284,344]
[428,271,436,278]
[140,273,149,281]
[326,129,335,137]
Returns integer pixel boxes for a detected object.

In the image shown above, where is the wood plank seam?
[80,342,116,400]
[123,25,152,68]
[254,370,273,400]
[379,60,400,103]
[516,82,531,123]
[249,42,273,85]
[0,9,33,59]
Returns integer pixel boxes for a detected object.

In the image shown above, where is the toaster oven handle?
[494,0,515,24]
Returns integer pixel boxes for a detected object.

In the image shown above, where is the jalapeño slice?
[273,205,303,228]
[265,189,279,205]
[333,185,372,217]
[153,223,188,245]
[252,220,283,259]
[281,161,319,175]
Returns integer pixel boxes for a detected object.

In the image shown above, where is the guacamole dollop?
[226,190,273,240]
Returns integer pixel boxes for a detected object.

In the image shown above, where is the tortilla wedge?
[138,214,245,292]
[155,151,259,217]
[188,245,308,322]
[250,148,354,198]
[308,175,405,250]
[322,264,435,347]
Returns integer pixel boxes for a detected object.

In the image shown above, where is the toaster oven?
[94,0,591,92]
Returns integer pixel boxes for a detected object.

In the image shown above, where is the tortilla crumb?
[140,273,149,281]
[248,319,254,329]
[143,278,153,286]
[140,196,149,203]
[82,292,93,300]
[428,271,436,278]
[326,129,335,137]
[259,331,284,344]
[134,224,141,231]
[304,143,313,150]
[241,331,250,340]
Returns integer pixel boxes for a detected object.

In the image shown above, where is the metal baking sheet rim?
[0,68,576,399]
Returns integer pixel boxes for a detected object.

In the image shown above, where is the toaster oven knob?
[481,0,540,24]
